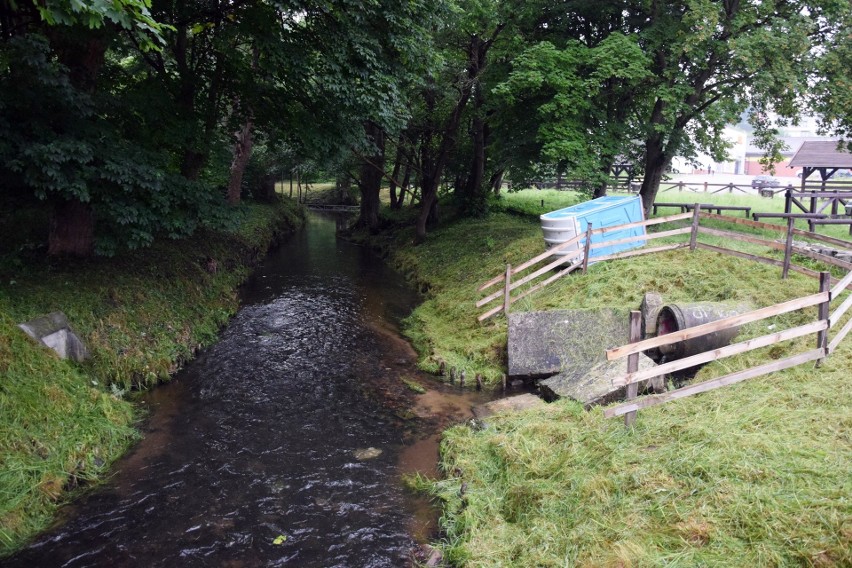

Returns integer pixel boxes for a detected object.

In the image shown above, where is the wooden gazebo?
[789,140,852,187]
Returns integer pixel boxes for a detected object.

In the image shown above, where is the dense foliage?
[0,0,849,242]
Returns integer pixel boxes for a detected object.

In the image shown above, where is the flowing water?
[7,213,496,567]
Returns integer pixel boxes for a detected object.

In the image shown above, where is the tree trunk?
[388,142,404,209]
[462,75,487,209]
[490,168,505,195]
[49,199,95,256]
[335,173,352,204]
[415,180,439,243]
[357,121,385,232]
[46,29,107,256]
[398,159,412,208]
[639,133,670,216]
[227,119,254,205]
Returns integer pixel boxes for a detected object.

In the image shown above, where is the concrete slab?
[472,393,547,419]
[539,353,659,408]
[18,311,90,362]
[507,309,630,378]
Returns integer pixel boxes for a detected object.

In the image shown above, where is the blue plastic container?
[540,195,646,259]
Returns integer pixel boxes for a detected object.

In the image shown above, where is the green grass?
[374,191,851,566]
[432,368,850,566]
[0,198,304,556]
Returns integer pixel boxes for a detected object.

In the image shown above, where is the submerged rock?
[472,393,548,420]
[353,447,383,460]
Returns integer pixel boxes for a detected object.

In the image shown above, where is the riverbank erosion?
[369,200,851,565]
[0,199,304,556]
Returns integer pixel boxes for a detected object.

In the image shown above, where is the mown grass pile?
[0,199,303,555]
[383,189,851,565]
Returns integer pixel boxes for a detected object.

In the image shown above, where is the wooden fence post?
[817,271,831,364]
[782,217,795,279]
[582,223,593,273]
[503,264,512,316]
[624,311,642,427]
[689,204,701,251]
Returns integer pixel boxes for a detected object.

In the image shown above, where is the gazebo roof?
[788,140,852,168]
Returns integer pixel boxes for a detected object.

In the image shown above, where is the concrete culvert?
[656,303,747,360]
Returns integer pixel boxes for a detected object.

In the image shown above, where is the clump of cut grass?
[401,377,427,394]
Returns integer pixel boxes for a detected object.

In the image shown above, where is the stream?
[6,212,496,567]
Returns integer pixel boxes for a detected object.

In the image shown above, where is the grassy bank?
[379,191,850,565]
[0,198,304,555]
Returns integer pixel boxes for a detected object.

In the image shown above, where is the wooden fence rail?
[603,281,835,419]
[477,206,851,322]
[604,264,851,421]
[473,201,851,421]
[476,212,693,321]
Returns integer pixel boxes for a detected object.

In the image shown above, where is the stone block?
[640,292,664,337]
[539,353,659,408]
[507,309,630,378]
[18,311,90,362]
[472,393,548,420]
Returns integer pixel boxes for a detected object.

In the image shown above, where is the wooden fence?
[476,207,851,321]
[476,212,694,321]
[476,205,851,423]
[604,268,852,423]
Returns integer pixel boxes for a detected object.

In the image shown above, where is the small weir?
[7,213,495,567]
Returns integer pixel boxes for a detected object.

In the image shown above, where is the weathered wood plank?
[606,292,829,361]
[477,303,505,322]
[603,349,825,418]
[589,227,691,251]
[830,270,852,300]
[510,259,583,305]
[590,243,688,264]
[783,217,796,279]
[698,226,786,251]
[596,211,692,235]
[699,212,852,251]
[611,320,828,387]
[478,233,585,292]
[689,206,701,250]
[503,264,512,316]
[582,223,593,273]
[817,273,831,358]
[791,247,852,271]
[695,243,822,279]
[829,292,852,327]
[827,316,852,353]
[624,311,642,427]
[477,249,582,307]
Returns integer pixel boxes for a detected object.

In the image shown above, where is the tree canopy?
[0,0,849,253]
